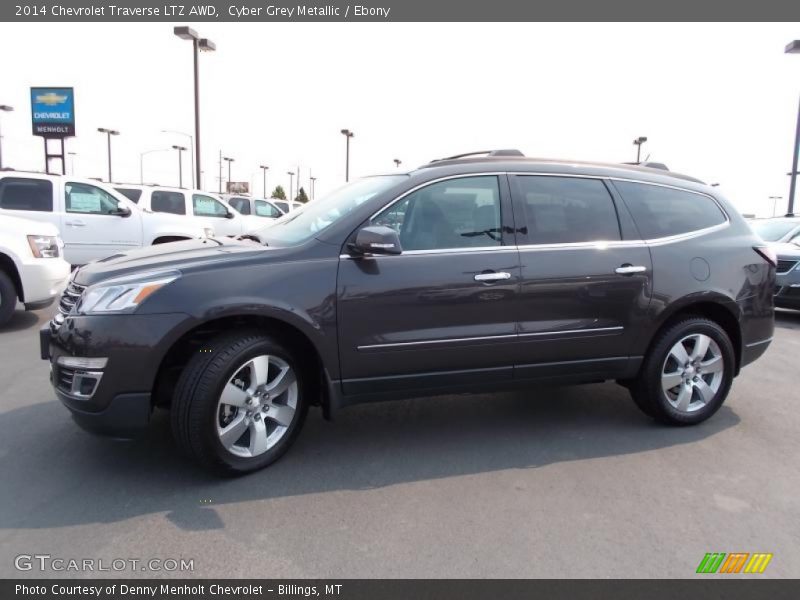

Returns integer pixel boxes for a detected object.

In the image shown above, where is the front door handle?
[615,264,646,275]
[65,220,86,227]
[474,271,512,282]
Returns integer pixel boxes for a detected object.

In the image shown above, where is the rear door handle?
[615,265,646,275]
[474,271,512,282]
[65,220,86,227]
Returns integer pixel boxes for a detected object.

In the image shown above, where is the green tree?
[295,187,309,204]
[270,185,286,200]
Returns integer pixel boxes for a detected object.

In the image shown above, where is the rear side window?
[614,181,727,239]
[151,191,186,215]
[255,200,282,217]
[514,176,620,244]
[229,197,250,215]
[0,178,53,212]
[115,187,142,203]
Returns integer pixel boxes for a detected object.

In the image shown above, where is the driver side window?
[372,176,502,251]
[65,182,121,215]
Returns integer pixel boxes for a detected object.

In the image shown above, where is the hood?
[770,242,800,260]
[74,237,270,286]
[1,214,61,237]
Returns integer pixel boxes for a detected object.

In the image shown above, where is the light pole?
[223,156,234,191]
[633,136,647,164]
[0,105,13,169]
[287,171,294,202]
[162,129,195,188]
[310,176,317,200]
[97,128,120,182]
[260,165,269,197]
[68,151,77,175]
[173,26,216,194]
[172,145,187,188]
[393,158,402,168]
[785,40,800,215]
[340,128,354,181]
[139,148,170,184]
[769,196,783,218]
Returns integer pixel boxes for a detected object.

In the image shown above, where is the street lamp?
[173,26,216,194]
[340,128,354,181]
[785,40,800,215]
[768,195,783,218]
[162,129,195,188]
[287,171,294,202]
[393,158,402,168]
[260,165,269,198]
[0,105,13,170]
[633,136,648,164]
[172,145,187,188]
[310,176,317,200]
[139,148,170,185]
[97,128,120,182]
[222,156,234,191]
[67,151,77,175]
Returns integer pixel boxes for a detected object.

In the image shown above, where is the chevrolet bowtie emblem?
[36,93,68,106]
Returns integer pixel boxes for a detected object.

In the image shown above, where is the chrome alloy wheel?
[661,333,724,413]
[216,355,298,458]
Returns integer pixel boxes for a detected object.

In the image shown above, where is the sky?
[0,22,798,216]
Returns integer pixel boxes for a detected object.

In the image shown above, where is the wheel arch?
[650,295,743,375]
[151,235,192,245]
[152,313,328,414]
[0,251,23,302]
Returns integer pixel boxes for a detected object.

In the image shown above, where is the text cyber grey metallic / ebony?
[41,153,775,475]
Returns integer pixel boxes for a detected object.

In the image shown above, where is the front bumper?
[41,311,190,437]
[19,257,70,307]
[774,261,800,309]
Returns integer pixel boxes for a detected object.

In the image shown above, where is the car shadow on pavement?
[0,381,740,532]
[0,309,42,333]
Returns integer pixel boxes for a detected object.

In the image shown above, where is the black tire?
[171,330,308,475]
[630,317,735,426]
[0,270,18,327]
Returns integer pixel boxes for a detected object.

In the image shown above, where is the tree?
[295,187,309,204]
[270,185,286,200]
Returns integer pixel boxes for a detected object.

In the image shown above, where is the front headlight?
[79,270,180,314]
[27,235,60,258]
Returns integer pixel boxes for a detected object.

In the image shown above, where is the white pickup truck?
[0,213,71,326]
[0,172,208,265]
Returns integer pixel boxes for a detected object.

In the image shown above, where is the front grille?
[52,280,86,330]
[56,366,76,394]
[777,259,798,274]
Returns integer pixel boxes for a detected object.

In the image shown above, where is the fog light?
[57,356,108,369]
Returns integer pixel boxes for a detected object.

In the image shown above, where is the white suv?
[222,195,284,224]
[114,185,253,237]
[0,173,207,265]
[0,213,70,326]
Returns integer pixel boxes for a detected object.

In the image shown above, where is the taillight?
[754,245,777,267]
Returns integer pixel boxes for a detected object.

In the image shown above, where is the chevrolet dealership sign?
[30,87,75,137]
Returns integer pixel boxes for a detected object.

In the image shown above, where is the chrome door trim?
[357,333,518,351]
[518,326,624,338]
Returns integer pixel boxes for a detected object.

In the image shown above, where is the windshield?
[256,176,406,245]
[751,220,799,242]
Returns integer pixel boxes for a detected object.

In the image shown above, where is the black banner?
[3,0,800,22]
[4,580,800,600]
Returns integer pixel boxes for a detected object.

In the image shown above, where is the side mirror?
[351,225,402,256]
[225,211,235,219]
[113,206,132,218]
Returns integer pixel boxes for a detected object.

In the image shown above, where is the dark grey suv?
[41,151,776,474]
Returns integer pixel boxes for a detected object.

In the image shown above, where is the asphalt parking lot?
[0,306,798,579]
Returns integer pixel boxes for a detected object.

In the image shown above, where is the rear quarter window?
[0,177,53,212]
[614,181,727,239]
[151,191,186,215]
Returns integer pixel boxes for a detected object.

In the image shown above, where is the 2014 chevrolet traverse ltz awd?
[41,151,775,474]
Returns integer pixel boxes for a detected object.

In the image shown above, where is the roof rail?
[429,149,525,163]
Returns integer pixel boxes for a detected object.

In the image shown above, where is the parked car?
[773,241,800,310]
[113,185,250,238]
[221,194,285,223]
[0,214,70,326]
[41,150,775,475]
[0,173,208,265]
[749,216,800,244]
[271,199,303,214]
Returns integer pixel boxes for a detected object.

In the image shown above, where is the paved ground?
[0,306,798,579]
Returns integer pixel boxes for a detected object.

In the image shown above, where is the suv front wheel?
[630,317,735,425]
[171,331,308,475]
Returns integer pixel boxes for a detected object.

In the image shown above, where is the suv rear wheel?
[630,317,734,425]
[171,331,308,475]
